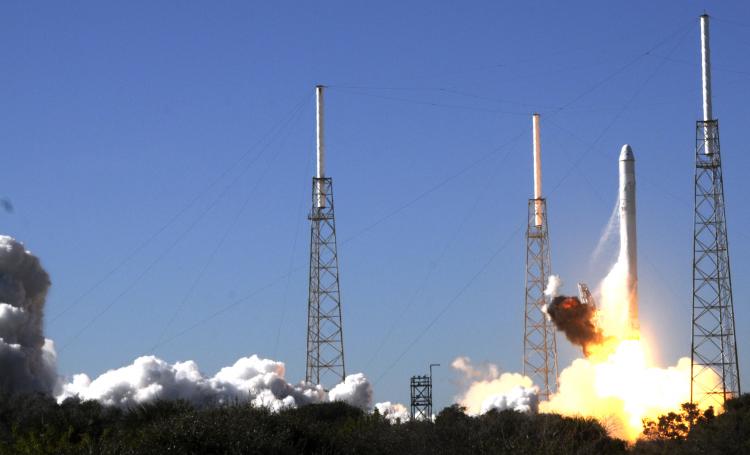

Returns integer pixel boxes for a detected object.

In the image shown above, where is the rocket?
[618,144,639,333]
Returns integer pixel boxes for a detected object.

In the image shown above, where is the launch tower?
[691,14,741,410]
[523,113,558,400]
[306,85,346,386]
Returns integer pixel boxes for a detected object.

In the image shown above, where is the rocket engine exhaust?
[618,144,639,335]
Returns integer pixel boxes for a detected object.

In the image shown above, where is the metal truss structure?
[523,198,558,401]
[306,177,346,386]
[410,375,432,421]
[691,119,741,410]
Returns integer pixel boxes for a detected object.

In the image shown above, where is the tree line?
[0,392,746,454]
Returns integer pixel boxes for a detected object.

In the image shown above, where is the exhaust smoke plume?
[0,236,405,419]
[452,357,539,415]
[374,401,410,423]
[0,236,58,395]
[58,355,384,412]
[545,295,606,357]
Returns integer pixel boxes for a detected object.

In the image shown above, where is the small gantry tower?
[306,85,346,386]
[410,364,439,420]
[691,14,740,410]
[523,113,558,401]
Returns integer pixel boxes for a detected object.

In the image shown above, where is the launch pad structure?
[691,14,741,410]
[410,363,439,421]
[523,114,558,401]
[306,85,346,386]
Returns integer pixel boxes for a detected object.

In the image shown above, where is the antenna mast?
[306,85,346,386]
[523,113,558,400]
[691,14,741,410]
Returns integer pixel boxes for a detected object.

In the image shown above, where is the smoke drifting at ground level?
[58,354,381,412]
[0,236,407,419]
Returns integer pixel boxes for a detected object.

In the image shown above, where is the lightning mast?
[306,85,346,386]
[523,113,558,400]
[691,14,741,410]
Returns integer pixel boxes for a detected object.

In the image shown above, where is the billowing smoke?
[0,236,58,395]
[452,356,538,415]
[480,385,539,414]
[545,295,605,356]
[329,373,372,409]
[57,355,334,410]
[58,354,382,411]
[543,274,562,299]
[374,401,409,423]
[0,235,408,419]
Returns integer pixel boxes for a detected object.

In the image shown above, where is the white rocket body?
[618,144,639,333]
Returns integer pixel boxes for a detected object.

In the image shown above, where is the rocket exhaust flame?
[540,144,712,441]
[458,144,717,442]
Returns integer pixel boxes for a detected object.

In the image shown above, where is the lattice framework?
[306,177,346,386]
[523,198,558,400]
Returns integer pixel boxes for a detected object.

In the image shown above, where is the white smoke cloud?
[0,235,402,419]
[57,354,379,412]
[329,372,372,409]
[0,236,58,395]
[480,385,539,414]
[452,356,538,415]
[544,275,562,299]
[374,401,409,423]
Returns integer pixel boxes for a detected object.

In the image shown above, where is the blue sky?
[1,1,749,410]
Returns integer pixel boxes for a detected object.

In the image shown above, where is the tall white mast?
[315,85,326,207]
[532,113,543,227]
[700,14,714,155]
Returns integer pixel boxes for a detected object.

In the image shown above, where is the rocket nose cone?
[620,144,634,161]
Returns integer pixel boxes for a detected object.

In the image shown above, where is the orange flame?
[540,259,717,441]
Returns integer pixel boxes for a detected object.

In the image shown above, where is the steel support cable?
[272,146,314,358]
[373,224,524,386]
[339,131,530,246]
[645,52,750,77]
[151,98,310,352]
[51,92,312,323]
[329,46,619,91]
[545,26,693,198]
[326,89,529,116]
[151,20,696,356]
[151,132,526,350]
[545,131,686,312]
[712,16,750,30]
[328,85,559,111]
[362,138,520,372]
[61,96,312,351]
[371,23,694,384]
[544,19,694,118]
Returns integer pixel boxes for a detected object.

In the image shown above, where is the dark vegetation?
[0,393,746,454]
[633,394,750,454]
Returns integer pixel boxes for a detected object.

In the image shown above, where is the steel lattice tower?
[410,375,432,420]
[410,364,438,420]
[691,15,740,410]
[523,114,558,400]
[306,86,346,386]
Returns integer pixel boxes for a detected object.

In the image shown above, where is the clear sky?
[1,1,749,411]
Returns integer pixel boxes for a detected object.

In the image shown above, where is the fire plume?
[540,261,715,441]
